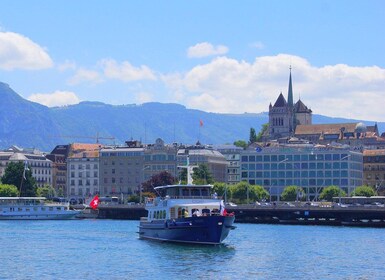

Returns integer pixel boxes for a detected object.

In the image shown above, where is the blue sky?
[0,0,384,121]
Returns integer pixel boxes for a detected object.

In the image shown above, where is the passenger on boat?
[182,208,189,218]
[193,209,201,217]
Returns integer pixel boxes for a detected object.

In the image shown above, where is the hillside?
[0,82,383,151]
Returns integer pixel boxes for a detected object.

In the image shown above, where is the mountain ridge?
[0,82,383,151]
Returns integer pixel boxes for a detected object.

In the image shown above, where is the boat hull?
[0,211,80,220]
[139,215,235,245]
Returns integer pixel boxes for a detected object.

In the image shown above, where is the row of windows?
[241,162,350,170]
[100,152,144,157]
[241,153,352,162]
[70,164,98,170]
[33,169,51,175]
[70,179,98,186]
[144,155,176,161]
[70,171,98,178]
[245,178,351,187]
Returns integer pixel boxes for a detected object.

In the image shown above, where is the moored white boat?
[0,197,80,220]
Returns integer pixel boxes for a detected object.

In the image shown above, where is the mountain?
[0,82,383,151]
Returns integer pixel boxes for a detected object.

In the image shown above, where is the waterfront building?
[363,149,385,194]
[177,145,228,183]
[144,138,177,181]
[0,146,53,188]
[46,144,70,196]
[99,140,145,197]
[66,143,101,201]
[214,144,242,184]
[240,143,363,200]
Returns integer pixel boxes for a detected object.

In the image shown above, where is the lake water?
[1,220,384,279]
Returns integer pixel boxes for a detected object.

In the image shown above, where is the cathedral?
[268,69,312,140]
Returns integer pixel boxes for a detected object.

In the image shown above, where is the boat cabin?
[155,184,213,199]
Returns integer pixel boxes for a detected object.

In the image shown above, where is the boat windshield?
[158,186,212,199]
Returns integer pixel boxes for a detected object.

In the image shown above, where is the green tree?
[231,181,251,203]
[192,164,214,184]
[0,184,19,197]
[319,185,346,202]
[1,161,36,197]
[36,185,56,198]
[253,185,269,201]
[233,140,247,149]
[249,128,257,144]
[281,185,304,201]
[351,186,376,197]
[256,123,269,142]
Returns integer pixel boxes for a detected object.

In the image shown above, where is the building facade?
[214,145,242,185]
[177,146,228,183]
[240,145,363,200]
[99,141,145,197]
[144,138,178,181]
[363,149,385,194]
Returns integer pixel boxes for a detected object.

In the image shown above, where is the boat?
[0,197,80,220]
[138,160,236,245]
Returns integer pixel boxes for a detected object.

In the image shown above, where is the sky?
[0,0,384,122]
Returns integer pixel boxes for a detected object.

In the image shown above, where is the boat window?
[41,207,46,211]
[170,208,176,218]
[26,208,30,212]
[211,209,220,216]
[18,208,22,212]
[153,211,156,219]
[33,207,38,211]
[202,208,210,216]
[49,207,53,211]
[163,210,166,219]
[182,188,189,196]
[57,207,62,211]
[191,189,199,196]
[201,189,209,196]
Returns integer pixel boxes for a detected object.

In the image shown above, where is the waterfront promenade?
[91,203,385,227]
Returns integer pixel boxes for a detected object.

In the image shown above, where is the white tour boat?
[0,197,80,220]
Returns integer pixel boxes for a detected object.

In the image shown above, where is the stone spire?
[287,66,293,107]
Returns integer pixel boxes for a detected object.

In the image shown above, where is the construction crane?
[50,133,115,144]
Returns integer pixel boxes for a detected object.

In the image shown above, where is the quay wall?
[95,204,385,227]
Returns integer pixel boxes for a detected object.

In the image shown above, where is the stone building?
[269,69,312,140]
[363,149,385,194]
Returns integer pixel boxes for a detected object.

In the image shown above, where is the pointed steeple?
[288,66,293,107]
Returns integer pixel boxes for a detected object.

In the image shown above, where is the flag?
[199,119,203,127]
[222,208,228,216]
[90,195,99,210]
[23,161,29,180]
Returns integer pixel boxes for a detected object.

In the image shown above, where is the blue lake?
[1,220,384,279]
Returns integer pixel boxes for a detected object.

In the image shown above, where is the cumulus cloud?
[0,31,53,70]
[28,90,80,107]
[187,42,229,58]
[162,54,385,121]
[68,68,103,85]
[101,59,157,82]
[250,41,265,50]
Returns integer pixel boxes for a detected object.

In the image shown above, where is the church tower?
[268,69,295,139]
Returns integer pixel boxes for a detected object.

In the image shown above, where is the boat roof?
[154,184,213,190]
[0,197,47,200]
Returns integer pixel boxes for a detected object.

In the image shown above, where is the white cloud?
[162,54,385,121]
[28,91,80,107]
[187,42,229,58]
[101,59,157,82]
[68,68,103,85]
[0,31,53,70]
